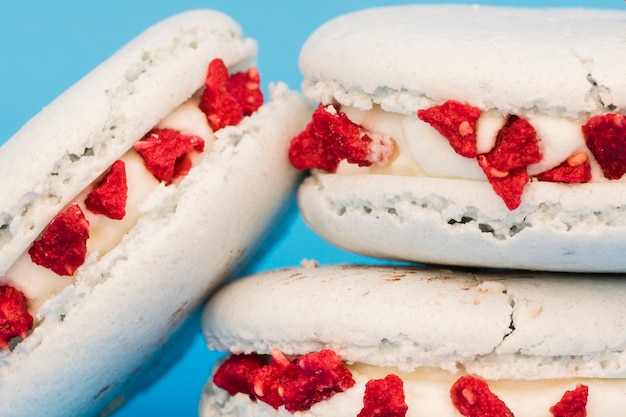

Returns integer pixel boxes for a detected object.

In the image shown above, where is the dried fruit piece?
[536,152,592,183]
[549,384,588,417]
[199,58,264,130]
[417,100,481,158]
[216,349,355,411]
[0,285,33,349]
[250,357,298,409]
[28,204,90,276]
[450,375,514,417]
[289,118,340,172]
[289,104,393,172]
[357,374,408,417]
[227,68,264,116]
[282,349,356,411]
[134,128,205,184]
[85,160,128,219]
[582,113,626,180]
[213,353,267,397]
[478,116,542,210]
[482,116,542,171]
[478,158,529,210]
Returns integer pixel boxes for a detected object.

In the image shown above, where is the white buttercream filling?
[335,105,613,184]
[203,363,626,417]
[0,95,215,313]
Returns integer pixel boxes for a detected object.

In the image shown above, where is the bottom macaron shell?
[298,173,626,272]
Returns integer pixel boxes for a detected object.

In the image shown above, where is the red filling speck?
[417,100,481,158]
[582,113,626,180]
[134,128,205,184]
[85,160,128,220]
[0,285,33,349]
[536,152,592,183]
[549,384,588,417]
[213,349,355,412]
[289,104,389,172]
[450,375,514,417]
[478,116,542,210]
[28,204,89,276]
[199,58,264,131]
[357,374,408,417]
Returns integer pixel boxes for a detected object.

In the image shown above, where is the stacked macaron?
[0,10,312,417]
[199,4,626,417]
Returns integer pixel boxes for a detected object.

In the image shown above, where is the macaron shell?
[299,5,626,117]
[202,265,626,380]
[298,172,626,272]
[0,9,256,274]
[0,83,311,417]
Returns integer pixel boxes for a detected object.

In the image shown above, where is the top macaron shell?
[202,265,626,380]
[300,5,626,118]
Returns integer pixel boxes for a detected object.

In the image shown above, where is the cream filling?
[0,95,215,314]
[207,364,626,417]
[336,105,611,183]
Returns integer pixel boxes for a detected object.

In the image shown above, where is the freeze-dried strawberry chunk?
[289,104,393,172]
[213,353,267,397]
[451,375,514,417]
[417,100,481,158]
[28,204,89,276]
[250,357,299,409]
[582,113,626,180]
[283,349,356,411]
[477,116,541,210]
[134,128,205,184]
[0,285,33,349]
[536,152,592,183]
[199,58,264,131]
[357,374,408,417]
[482,116,542,171]
[85,160,128,220]
[478,158,529,210]
[241,349,355,411]
[227,68,264,116]
[289,121,340,172]
[549,384,588,417]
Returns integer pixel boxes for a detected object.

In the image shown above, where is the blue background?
[1,1,624,415]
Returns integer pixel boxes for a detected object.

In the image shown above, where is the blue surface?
[1,1,624,416]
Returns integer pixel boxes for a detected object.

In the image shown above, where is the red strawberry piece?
[478,157,529,210]
[200,58,244,130]
[477,116,542,210]
[213,353,267,397]
[417,100,481,158]
[288,104,391,172]
[582,113,626,180]
[227,68,264,116]
[28,204,90,276]
[549,384,588,417]
[535,152,592,183]
[249,356,299,409]
[244,349,355,411]
[199,58,264,131]
[357,374,408,417]
[0,285,33,349]
[288,116,341,172]
[450,375,514,417]
[482,116,542,171]
[313,105,374,165]
[282,349,356,412]
[84,160,128,220]
[134,128,205,184]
